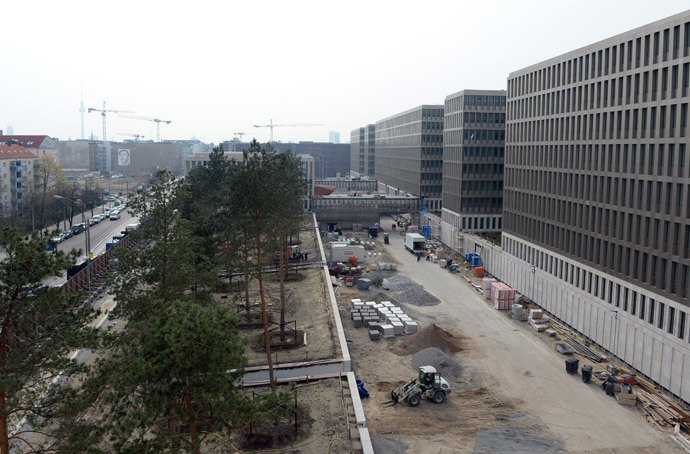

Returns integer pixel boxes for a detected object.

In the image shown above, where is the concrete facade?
[500,10,690,403]
[442,90,506,233]
[314,178,378,192]
[111,142,185,176]
[312,193,420,230]
[375,105,444,211]
[350,127,365,177]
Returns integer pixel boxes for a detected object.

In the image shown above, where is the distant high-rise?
[375,105,444,210]
[442,89,506,232]
[329,131,340,144]
[5,126,14,135]
[79,86,85,140]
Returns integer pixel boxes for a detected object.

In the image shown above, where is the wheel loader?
[390,366,451,407]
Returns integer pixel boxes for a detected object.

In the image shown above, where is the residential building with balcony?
[0,145,39,216]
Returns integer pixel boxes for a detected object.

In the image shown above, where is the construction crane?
[119,115,172,142]
[234,132,246,140]
[117,133,145,141]
[87,101,133,142]
[253,119,323,142]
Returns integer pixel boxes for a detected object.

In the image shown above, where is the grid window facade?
[505,12,690,306]
[375,105,444,210]
[442,89,506,232]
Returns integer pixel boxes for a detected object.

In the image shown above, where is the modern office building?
[329,131,340,144]
[295,142,350,178]
[485,10,690,403]
[442,90,506,232]
[375,105,444,210]
[350,124,375,178]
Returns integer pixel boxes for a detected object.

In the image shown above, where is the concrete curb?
[314,212,351,372]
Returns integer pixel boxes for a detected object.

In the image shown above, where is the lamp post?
[54,195,92,302]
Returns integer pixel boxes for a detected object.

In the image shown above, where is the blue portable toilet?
[421,225,431,238]
[471,255,482,268]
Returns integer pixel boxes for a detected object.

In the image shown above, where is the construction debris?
[637,389,686,428]
[564,338,607,363]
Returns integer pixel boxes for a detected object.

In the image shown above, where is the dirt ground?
[330,218,683,453]
[214,226,338,367]
[212,378,353,453]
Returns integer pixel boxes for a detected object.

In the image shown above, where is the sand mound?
[390,324,464,356]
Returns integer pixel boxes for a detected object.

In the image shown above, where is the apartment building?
[0,145,39,216]
[442,90,506,232]
[375,105,444,210]
[491,10,690,403]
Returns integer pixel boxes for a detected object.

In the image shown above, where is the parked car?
[70,223,85,235]
[61,230,73,240]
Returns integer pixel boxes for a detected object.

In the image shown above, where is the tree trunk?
[183,388,199,454]
[0,316,8,454]
[279,231,286,342]
[255,229,275,391]
[244,250,251,322]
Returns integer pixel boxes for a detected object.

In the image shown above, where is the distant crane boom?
[253,119,323,141]
[117,133,145,141]
[119,114,172,142]
[87,101,133,142]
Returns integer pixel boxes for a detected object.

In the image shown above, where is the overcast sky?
[1,1,687,145]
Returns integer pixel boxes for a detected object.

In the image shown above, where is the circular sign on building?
[117,149,131,166]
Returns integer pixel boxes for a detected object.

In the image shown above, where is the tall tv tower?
[79,84,85,140]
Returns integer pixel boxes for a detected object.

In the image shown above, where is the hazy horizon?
[1,1,687,144]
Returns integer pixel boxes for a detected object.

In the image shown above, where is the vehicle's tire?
[407,393,421,407]
[432,391,446,404]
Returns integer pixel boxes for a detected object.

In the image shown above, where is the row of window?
[504,235,690,343]
[462,129,505,142]
[508,102,689,143]
[460,180,504,193]
[377,109,443,130]
[459,197,503,211]
[505,169,690,220]
[509,21,690,97]
[464,112,506,125]
[462,163,504,176]
[463,95,507,107]
[509,62,690,120]
[506,143,687,177]
[462,215,502,231]
[504,211,690,301]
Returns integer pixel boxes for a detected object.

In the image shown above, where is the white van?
[110,211,121,221]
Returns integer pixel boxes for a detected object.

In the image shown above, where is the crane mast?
[87,101,133,141]
[253,119,324,142]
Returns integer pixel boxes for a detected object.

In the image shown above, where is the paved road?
[57,208,138,257]
[380,215,677,453]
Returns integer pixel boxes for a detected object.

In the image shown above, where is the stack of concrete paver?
[528,308,549,332]
[349,299,417,340]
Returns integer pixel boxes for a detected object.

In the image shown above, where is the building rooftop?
[0,144,38,159]
[0,135,52,148]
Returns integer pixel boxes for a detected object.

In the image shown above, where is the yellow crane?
[119,115,172,142]
[253,119,323,142]
[87,101,133,142]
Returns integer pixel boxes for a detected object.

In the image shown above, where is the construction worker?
[426,250,430,261]
[417,252,421,262]
[304,250,309,261]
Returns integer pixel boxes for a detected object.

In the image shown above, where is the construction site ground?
[221,378,353,454]
[332,217,683,453]
[214,225,339,367]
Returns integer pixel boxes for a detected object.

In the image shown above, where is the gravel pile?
[473,426,565,454]
[411,347,471,388]
[385,275,440,306]
[371,434,408,454]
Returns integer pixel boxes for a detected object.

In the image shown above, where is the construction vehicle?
[390,366,451,407]
[404,233,426,254]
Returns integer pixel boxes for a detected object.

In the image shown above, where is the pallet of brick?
[382,301,394,307]
[379,324,394,338]
[351,310,360,320]
[353,316,363,328]
[369,329,380,341]
[386,315,399,324]
[391,321,404,335]
[403,321,418,334]
[378,311,391,322]
[482,278,497,299]
[528,318,547,332]
[529,309,543,320]
[391,307,403,314]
